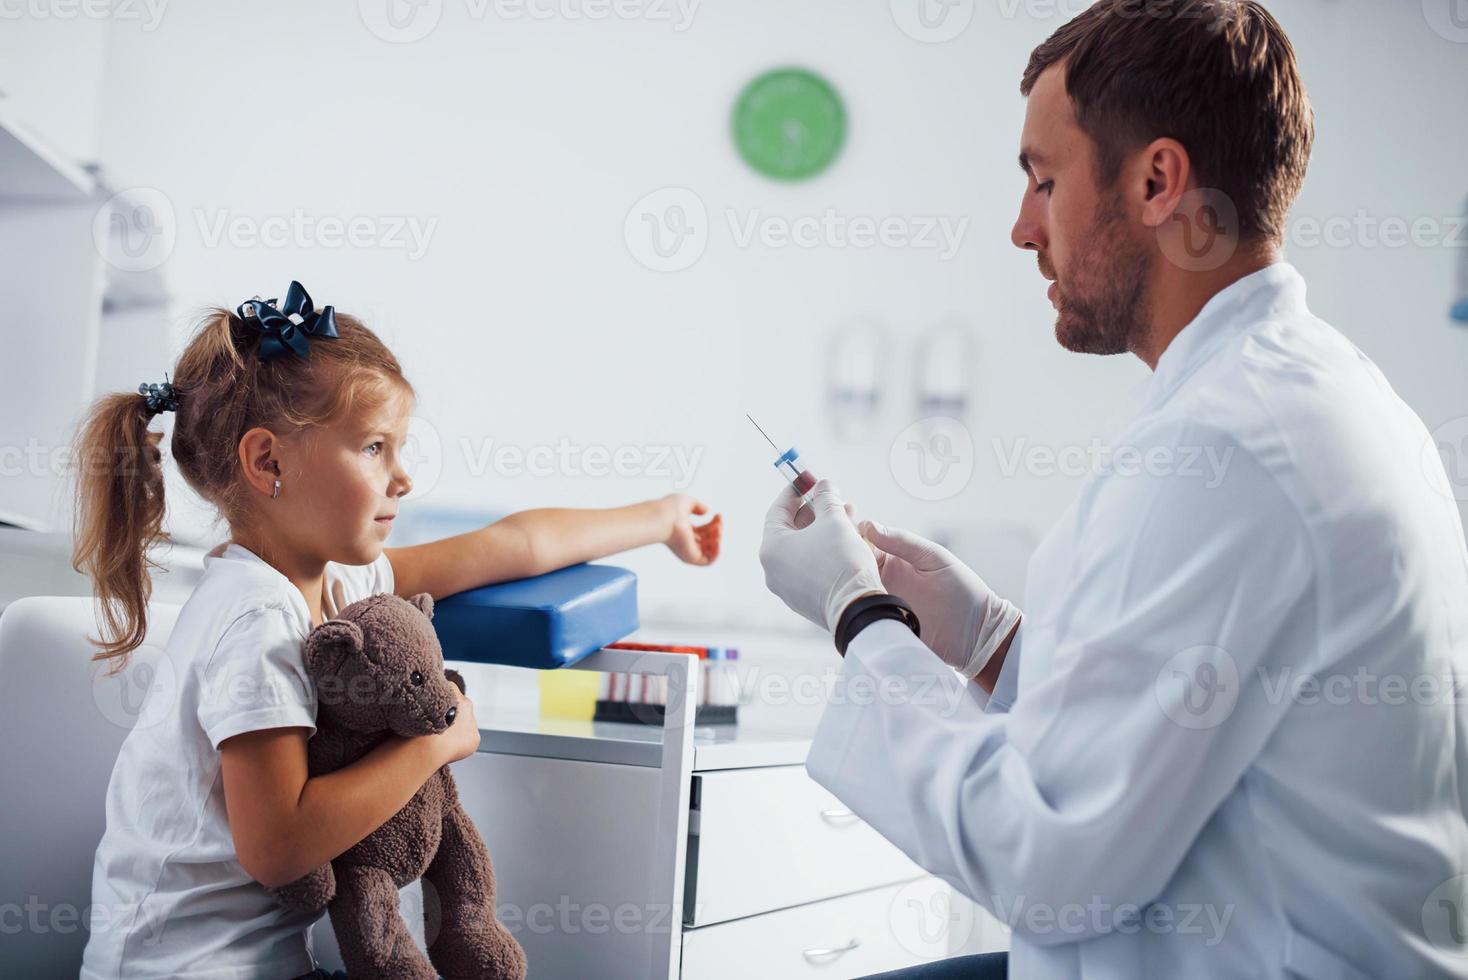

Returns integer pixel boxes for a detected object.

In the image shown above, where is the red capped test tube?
[774,447,818,502]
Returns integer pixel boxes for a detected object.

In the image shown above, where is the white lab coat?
[806,264,1468,978]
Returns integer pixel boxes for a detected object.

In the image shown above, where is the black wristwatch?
[834,593,920,657]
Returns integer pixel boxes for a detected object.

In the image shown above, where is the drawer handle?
[820,807,860,826]
[803,938,861,962]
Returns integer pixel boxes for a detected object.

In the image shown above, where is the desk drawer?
[685,766,923,926]
[681,876,952,979]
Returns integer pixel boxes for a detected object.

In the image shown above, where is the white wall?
[80,0,1468,629]
[0,7,109,162]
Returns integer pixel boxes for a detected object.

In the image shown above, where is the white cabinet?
[681,877,953,980]
[685,765,924,926]
[0,196,106,531]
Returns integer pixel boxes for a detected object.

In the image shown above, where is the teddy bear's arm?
[268,861,336,914]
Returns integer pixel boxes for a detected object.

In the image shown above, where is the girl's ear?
[409,592,434,620]
[305,620,365,676]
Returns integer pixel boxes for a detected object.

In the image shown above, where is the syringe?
[747,414,818,502]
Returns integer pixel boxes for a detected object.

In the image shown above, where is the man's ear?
[1136,137,1192,230]
[410,592,434,621]
[305,620,365,676]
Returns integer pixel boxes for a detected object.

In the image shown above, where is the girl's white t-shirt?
[80,541,395,980]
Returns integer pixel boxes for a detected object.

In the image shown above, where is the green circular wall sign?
[732,68,847,181]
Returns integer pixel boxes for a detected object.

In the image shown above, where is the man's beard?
[1050,196,1150,356]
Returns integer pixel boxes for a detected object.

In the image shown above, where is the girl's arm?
[219,688,479,888]
[385,493,722,600]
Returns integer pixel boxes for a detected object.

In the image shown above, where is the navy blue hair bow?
[235,280,340,363]
[138,376,179,415]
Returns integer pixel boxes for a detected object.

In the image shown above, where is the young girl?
[71,281,722,980]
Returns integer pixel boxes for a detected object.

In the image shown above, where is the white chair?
[0,596,181,976]
[0,595,401,975]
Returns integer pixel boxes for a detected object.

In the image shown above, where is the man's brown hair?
[1021,0,1313,243]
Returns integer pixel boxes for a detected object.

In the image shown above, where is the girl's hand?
[664,493,722,566]
[431,686,481,765]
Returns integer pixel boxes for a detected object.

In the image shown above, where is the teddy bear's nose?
[445,706,457,726]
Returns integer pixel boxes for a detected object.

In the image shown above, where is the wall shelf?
[0,105,95,202]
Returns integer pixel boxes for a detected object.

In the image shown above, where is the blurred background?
[2,0,1467,633]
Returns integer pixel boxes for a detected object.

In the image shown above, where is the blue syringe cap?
[774,447,801,468]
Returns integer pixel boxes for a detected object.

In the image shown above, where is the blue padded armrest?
[433,563,638,669]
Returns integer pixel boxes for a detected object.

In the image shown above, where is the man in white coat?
[759,2,1468,978]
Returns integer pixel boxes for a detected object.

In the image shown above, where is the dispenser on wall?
[915,319,977,419]
[824,319,887,440]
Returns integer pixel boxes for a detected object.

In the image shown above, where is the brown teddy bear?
[268,591,527,980]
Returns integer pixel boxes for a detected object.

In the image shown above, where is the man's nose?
[1011,194,1045,252]
[1011,211,1044,252]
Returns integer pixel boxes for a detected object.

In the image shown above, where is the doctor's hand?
[760,480,885,632]
[859,521,1021,681]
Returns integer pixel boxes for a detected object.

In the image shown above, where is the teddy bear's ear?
[409,592,434,621]
[304,620,365,676]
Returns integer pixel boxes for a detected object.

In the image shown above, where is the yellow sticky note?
[538,669,600,721]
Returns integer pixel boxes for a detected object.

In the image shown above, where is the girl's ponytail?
[71,388,171,672]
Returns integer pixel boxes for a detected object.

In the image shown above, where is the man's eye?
[365,441,382,456]
[1036,180,1054,196]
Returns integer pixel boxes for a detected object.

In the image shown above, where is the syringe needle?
[749,413,819,498]
[746,414,780,452]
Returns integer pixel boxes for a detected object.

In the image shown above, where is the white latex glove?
[859,520,1021,680]
[760,480,885,632]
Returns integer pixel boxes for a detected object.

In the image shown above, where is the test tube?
[706,647,739,707]
[700,650,716,706]
[774,447,818,500]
